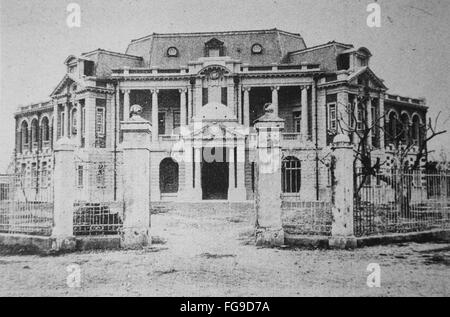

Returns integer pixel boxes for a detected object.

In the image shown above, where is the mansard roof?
[287,41,354,71]
[125,28,307,68]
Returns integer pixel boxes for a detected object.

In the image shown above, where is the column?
[121,116,152,248]
[51,138,76,251]
[228,145,236,197]
[227,80,236,115]
[195,78,202,116]
[64,103,69,137]
[243,87,250,127]
[237,83,242,124]
[180,88,187,128]
[76,102,82,146]
[301,86,309,140]
[194,147,202,198]
[84,97,95,148]
[236,142,246,198]
[151,89,159,142]
[329,134,357,249]
[367,98,373,148]
[271,86,280,117]
[379,93,385,149]
[123,90,130,121]
[311,84,316,142]
[187,86,193,124]
[53,101,58,142]
[115,88,121,144]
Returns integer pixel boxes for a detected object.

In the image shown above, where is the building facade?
[13,29,428,202]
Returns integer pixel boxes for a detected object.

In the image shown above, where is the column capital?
[242,86,252,92]
[122,89,130,94]
[271,86,280,91]
[150,89,159,95]
[179,88,188,94]
[300,85,310,91]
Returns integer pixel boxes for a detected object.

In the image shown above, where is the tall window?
[95,107,105,136]
[371,104,379,147]
[60,112,65,137]
[41,162,47,188]
[221,87,228,105]
[357,104,364,131]
[21,121,29,151]
[202,88,209,106]
[293,111,301,133]
[96,163,106,188]
[282,156,301,193]
[41,117,50,142]
[77,165,84,188]
[173,111,180,130]
[71,108,78,135]
[412,115,421,145]
[31,163,37,189]
[158,112,166,135]
[31,119,39,146]
[328,103,337,132]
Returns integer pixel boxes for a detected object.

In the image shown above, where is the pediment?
[50,74,84,97]
[205,38,224,49]
[348,67,387,90]
[189,122,245,140]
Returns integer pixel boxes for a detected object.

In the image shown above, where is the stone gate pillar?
[52,137,76,251]
[254,103,285,247]
[120,105,151,249]
[329,134,357,249]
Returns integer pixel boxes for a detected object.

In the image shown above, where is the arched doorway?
[159,158,179,194]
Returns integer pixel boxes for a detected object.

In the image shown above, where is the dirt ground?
[0,205,449,297]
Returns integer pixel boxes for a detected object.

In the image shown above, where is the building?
[13,28,428,202]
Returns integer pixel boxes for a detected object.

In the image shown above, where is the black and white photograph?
[0,0,449,300]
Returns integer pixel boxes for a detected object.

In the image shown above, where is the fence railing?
[73,162,124,236]
[0,174,54,236]
[354,169,450,237]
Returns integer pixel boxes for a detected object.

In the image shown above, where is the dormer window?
[205,38,224,57]
[167,47,178,57]
[251,43,263,54]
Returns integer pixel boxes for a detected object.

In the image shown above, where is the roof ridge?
[288,41,354,55]
[130,28,303,44]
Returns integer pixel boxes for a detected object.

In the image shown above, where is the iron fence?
[354,169,450,237]
[73,161,124,236]
[0,174,54,236]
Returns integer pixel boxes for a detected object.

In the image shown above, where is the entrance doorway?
[201,147,229,200]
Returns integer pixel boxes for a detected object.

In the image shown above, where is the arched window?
[282,156,301,193]
[400,113,410,144]
[31,119,39,147]
[21,121,29,151]
[160,158,179,193]
[411,115,421,145]
[386,112,398,144]
[41,117,50,142]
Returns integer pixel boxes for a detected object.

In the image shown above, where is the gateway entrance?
[201,147,229,200]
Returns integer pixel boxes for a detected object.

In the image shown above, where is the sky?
[0,0,449,171]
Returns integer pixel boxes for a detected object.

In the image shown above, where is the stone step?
[150,201,255,215]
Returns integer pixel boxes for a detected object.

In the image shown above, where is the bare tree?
[333,89,447,218]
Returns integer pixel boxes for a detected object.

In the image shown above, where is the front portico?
[177,104,247,202]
